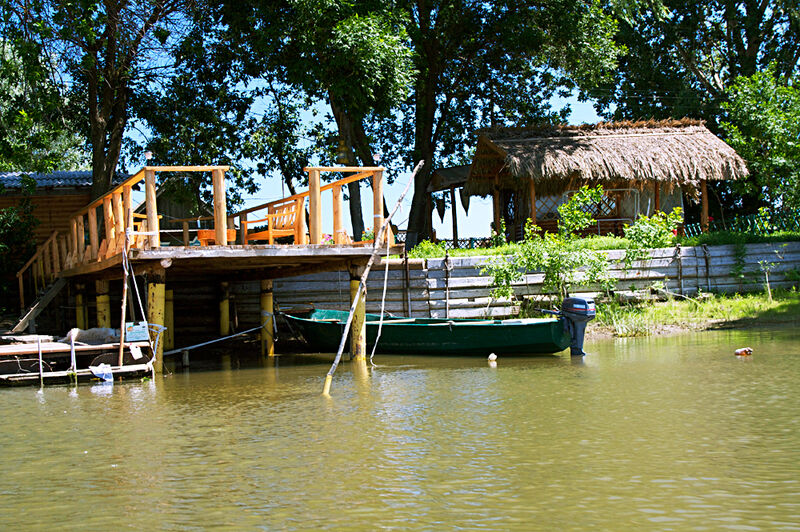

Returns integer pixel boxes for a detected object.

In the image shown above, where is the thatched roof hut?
[466,119,749,197]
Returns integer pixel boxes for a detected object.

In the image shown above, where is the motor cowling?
[560,297,596,356]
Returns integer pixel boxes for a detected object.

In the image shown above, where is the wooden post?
[529,180,537,225]
[260,280,274,357]
[164,289,174,351]
[42,244,51,279]
[373,169,384,244]
[113,191,124,250]
[88,206,99,260]
[183,221,190,246]
[493,191,501,236]
[349,265,366,361]
[70,217,78,258]
[103,196,115,256]
[51,235,60,274]
[219,281,230,336]
[75,282,87,330]
[238,214,247,245]
[308,168,321,244]
[332,185,343,244]
[700,179,709,233]
[76,214,85,262]
[147,269,166,374]
[212,168,227,245]
[295,197,307,245]
[653,181,661,214]
[450,186,459,246]
[123,184,133,231]
[59,235,67,269]
[145,168,160,248]
[96,280,111,328]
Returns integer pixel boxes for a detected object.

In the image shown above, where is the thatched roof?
[466,119,749,197]
[427,165,470,192]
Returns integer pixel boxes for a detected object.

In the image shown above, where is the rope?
[369,232,392,366]
[163,320,269,356]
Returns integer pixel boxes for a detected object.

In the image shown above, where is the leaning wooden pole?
[118,228,130,367]
[323,160,424,396]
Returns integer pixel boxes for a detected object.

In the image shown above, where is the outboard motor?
[560,297,596,356]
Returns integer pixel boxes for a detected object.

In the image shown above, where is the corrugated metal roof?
[0,171,127,190]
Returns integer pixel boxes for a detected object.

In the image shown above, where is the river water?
[1,327,799,530]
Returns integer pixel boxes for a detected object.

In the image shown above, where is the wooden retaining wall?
[173,241,800,331]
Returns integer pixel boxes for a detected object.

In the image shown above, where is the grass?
[593,289,800,337]
[406,231,800,259]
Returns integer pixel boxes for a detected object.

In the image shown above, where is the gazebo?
[465,119,749,239]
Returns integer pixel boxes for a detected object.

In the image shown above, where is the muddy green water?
[1,328,799,530]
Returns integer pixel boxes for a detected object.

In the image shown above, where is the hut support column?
[164,289,174,351]
[75,282,87,330]
[147,268,166,374]
[493,190,501,237]
[700,179,709,233]
[96,280,111,328]
[450,186,459,246]
[529,180,537,226]
[260,280,274,357]
[349,265,366,361]
[653,182,661,214]
[219,281,230,336]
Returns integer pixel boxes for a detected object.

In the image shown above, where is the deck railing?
[16,230,63,312]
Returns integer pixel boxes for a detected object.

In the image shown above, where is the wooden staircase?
[11,278,66,334]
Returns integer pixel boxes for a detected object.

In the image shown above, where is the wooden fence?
[220,241,800,325]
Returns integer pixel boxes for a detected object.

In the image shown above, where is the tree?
[208,0,414,239]
[5,0,190,198]
[586,1,800,216]
[390,0,622,247]
[0,36,85,172]
[721,69,800,210]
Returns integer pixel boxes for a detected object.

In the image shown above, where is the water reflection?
[0,327,798,529]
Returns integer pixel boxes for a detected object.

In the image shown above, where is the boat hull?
[284,309,571,355]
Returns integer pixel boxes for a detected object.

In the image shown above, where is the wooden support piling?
[212,168,227,246]
[653,181,661,214]
[95,280,111,328]
[373,169,384,244]
[219,281,230,336]
[75,283,87,330]
[529,180,537,225]
[260,280,274,357]
[349,266,366,361]
[295,197,307,245]
[147,269,166,374]
[308,168,321,244]
[332,185,343,244]
[145,168,160,248]
[164,289,174,351]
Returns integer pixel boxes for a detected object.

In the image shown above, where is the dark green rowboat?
[283,309,572,355]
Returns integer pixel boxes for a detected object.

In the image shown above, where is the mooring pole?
[349,264,367,361]
[147,267,166,374]
[260,280,274,357]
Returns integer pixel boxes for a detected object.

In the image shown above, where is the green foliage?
[407,240,446,259]
[623,207,683,266]
[722,68,800,209]
[482,186,615,304]
[0,175,38,302]
[0,40,85,172]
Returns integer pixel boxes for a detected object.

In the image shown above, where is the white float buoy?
[488,353,497,361]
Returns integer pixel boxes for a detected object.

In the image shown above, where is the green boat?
[282,308,574,355]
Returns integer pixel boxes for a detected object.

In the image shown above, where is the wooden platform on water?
[59,243,405,281]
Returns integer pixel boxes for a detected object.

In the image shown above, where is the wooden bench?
[242,198,303,244]
[197,228,237,246]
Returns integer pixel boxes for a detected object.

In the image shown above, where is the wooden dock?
[15,166,404,372]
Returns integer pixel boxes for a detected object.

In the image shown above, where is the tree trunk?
[329,93,365,240]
